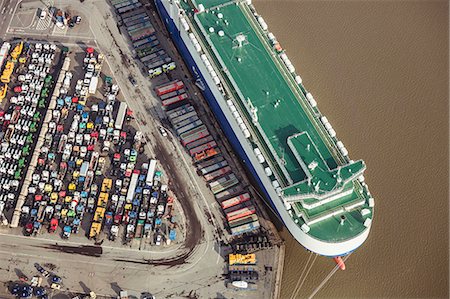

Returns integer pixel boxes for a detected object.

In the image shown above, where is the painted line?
[5,0,21,31]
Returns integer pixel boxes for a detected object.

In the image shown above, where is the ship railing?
[241,4,350,167]
[182,6,292,186]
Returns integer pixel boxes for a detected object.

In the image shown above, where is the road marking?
[36,15,52,30]
[5,0,21,33]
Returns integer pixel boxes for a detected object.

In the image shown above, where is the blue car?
[51,275,62,284]
[11,284,32,298]
[34,287,46,296]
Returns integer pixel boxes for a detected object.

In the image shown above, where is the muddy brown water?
[252,0,448,298]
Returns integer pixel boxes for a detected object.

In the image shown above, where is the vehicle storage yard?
[0,0,285,298]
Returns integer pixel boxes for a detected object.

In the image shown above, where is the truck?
[221,193,251,210]
[155,80,184,96]
[146,159,157,186]
[180,125,209,146]
[203,166,232,182]
[80,161,89,177]
[115,101,128,130]
[88,76,98,94]
[0,42,11,70]
[135,219,144,238]
[126,171,140,202]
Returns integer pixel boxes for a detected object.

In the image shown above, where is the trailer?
[215,185,245,201]
[203,166,232,181]
[140,49,165,63]
[231,221,260,235]
[196,155,225,170]
[80,161,89,177]
[145,56,171,70]
[199,157,227,174]
[170,110,198,125]
[126,172,139,201]
[190,140,218,157]
[226,204,256,222]
[186,135,215,151]
[0,42,11,71]
[221,193,251,210]
[160,88,185,101]
[146,159,157,186]
[162,93,188,107]
[133,36,158,49]
[128,26,155,41]
[115,101,128,130]
[167,104,193,119]
[126,21,152,33]
[88,76,98,94]
[117,2,142,14]
[135,219,144,239]
[155,80,184,96]
[180,125,209,146]
[228,214,258,228]
[176,119,202,135]
[120,8,146,20]
[209,174,239,194]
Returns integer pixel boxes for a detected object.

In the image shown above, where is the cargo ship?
[155,0,374,257]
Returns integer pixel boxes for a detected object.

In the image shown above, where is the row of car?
[0,42,57,224]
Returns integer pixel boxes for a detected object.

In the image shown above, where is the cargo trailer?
[186,135,215,151]
[115,102,128,130]
[228,214,258,228]
[145,56,171,70]
[231,221,260,235]
[155,80,184,96]
[210,174,239,194]
[180,125,209,145]
[117,3,142,14]
[129,27,155,42]
[190,140,218,157]
[226,205,256,222]
[140,49,166,63]
[215,185,245,201]
[203,166,231,181]
[133,36,158,49]
[170,110,197,125]
[126,172,140,201]
[200,159,228,175]
[126,21,152,33]
[162,93,188,107]
[120,8,146,20]
[176,119,202,135]
[196,155,225,169]
[146,159,157,186]
[160,88,185,101]
[221,193,251,209]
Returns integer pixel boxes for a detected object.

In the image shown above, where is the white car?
[159,127,167,137]
[39,9,47,20]
[155,234,162,246]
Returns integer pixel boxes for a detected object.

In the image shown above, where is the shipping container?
[0,42,11,71]
[226,205,256,222]
[203,166,231,181]
[228,214,258,228]
[155,80,184,96]
[190,140,218,157]
[176,119,202,135]
[186,135,215,151]
[180,125,209,145]
[215,185,245,201]
[162,93,188,107]
[221,193,251,209]
[231,221,260,235]
[200,159,228,175]
[115,101,128,130]
[209,174,239,194]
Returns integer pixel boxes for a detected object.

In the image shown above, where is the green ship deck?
[186,0,373,243]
